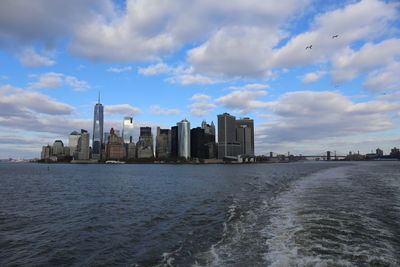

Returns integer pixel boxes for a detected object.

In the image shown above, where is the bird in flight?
[306,45,312,49]
[332,35,339,38]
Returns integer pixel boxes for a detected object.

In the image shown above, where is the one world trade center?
[92,94,104,159]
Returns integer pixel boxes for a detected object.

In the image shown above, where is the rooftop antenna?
[98,91,101,104]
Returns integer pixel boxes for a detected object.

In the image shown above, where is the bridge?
[268,151,347,161]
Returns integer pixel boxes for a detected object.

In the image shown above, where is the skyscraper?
[122,116,134,143]
[217,113,240,158]
[136,127,154,159]
[156,127,171,159]
[68,131,81,156]
[170,126,178,158]
[236,117,254,155]
[92,95,104,158]
[177,119,190,159]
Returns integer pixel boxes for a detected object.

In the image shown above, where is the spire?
[98,91,101,104]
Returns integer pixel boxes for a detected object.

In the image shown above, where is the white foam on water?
[262,165,399,266]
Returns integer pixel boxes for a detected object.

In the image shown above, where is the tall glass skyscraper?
[92,97,104,156]
[122,116,134,143]
[177,119,190,159]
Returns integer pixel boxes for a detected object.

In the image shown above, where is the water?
[1,161,399,266]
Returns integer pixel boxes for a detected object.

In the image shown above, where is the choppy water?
[1,161,399,266]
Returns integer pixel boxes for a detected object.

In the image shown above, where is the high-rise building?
[105,128,126,160]
[77,129,90,160]
[236,125,252,155]
[177,119,191,159]
[137,127,154,159]
[217,113,240,159]
[156,127,171,159]
[68,131,81,156]
[92,95,104,158]
[236,118,254,155]
[122,117,134,143]
[191,127,205,159]
[170,126,178,158]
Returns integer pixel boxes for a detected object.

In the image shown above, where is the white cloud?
[363,61,400,92]
[104,104,142,116]
[18,48,55,67]
[216,90,269,114]
[332,38,400,83]
[149,105,180,115]
[28,72,63,89]
[257,90,400,144]
[301,71,326,84]
[229,83,269,90]
[0,85,74,116]
[107,66,132,73]
[166,73,217,85]
[188,93,216,116]
[138,63,171,75]
[28,72,90,91]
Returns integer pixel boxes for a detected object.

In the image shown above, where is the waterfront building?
[105,128,126,160]
[41,145,52,161]
[236,117,254,155]
[201,120,217,159]
[126,142,136,160]
[170,126,178,159]
[137,127,154,159]
[376,148,384,157]
[156,127,171,159]
[77,129,90,160]
[122,117,134,143]
[92,96,104,159]
[236,125,252,155]
[68,131,81,156]
[177,119,191,159]
[52,140,65,156]
[191,127,205,159]
[217,113,241,159]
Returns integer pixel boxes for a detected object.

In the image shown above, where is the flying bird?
[332,35,339,38]
[306,45,312,49]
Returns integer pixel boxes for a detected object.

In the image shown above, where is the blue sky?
[0,0,399,158]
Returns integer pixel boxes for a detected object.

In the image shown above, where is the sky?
[0,0,399,158]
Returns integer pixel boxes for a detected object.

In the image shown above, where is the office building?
[177,119,191,159]
[68,131,81,156]
[156,127,171,159]
[105,128,126,160]
[170,126,178,158]
[122,116,134,143]
[137,127,154,159]
[77,129,90,160]
[92,96,104,158]
[191,127,205,159]
[217,113,241,159]
[236,118,254,155]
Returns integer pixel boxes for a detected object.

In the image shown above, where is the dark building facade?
[235,117,254,155]
[217,113,241,159]
[191,127,206,159]
[170,126,178,159]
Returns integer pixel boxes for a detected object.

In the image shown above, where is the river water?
[1,161,399,266]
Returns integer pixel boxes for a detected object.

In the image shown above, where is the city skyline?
[1,0,400,158]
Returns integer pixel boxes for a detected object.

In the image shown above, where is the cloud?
[107,66,132,73]
[28,72,90,91]
[301,71,326,84]
[28,72,63,89]
[363,61,400,92]
[104,104,142,116]
[149,105,180,115]
[18,48,55,67]
[138,63,171,75]
[332,38,400,84]
[257,91,400,144]
[188,93,216,116]
[0,85,75,116]
[229,83,269,90]
[166,73,217,85]
[216,90,269,114]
